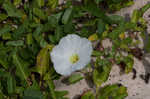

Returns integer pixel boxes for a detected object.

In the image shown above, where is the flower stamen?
[70,54,79,64]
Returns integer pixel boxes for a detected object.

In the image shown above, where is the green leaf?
[0,57,9,69]
[16,87,24,94]
[55,26,63,42]
[81,90,95,99]
[44,72,57,99]
[36,45,53,76]
[40,38,48,48]
[108,15,125,23]
[13,19,29,39]
[47,15,58,28]
[33,24,48,48]
[124,55,134,74]
[97,84,128,99]
[0,46,12,69]
[3,0,24,18]
[33,24,43,41]
[64,22,75,33]
[49,35,56,44]
[0,51,9,69]
[109,22,126,39]
[55,90,68,98]
[6,40,24,47]
[0,69,9,78]
[31,0,44,8]
[140,3,150,15]
[119,37,132,51]
[131,3,150,23]
[131,10,140,23]
[33,8,46,20]
[93,65,111,87]
[26,33,33,46]
[47,0,58,10]
[83,0,111,24]
[68,74,84,84]
[13,52,30,82]
[36,0,44,7]
[92,50,103,57]
[13,0,22,6]
[2,32,12,40]
[27,80,40,90]
[0,14,7,22]
[0,25,11,37]
[23,90,43,99]
[62,8,73,24]
[7,75,16,94]
[97,19,105,37]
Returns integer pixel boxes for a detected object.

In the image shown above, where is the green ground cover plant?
[0,0,150,99]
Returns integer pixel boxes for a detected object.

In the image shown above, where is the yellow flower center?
[69,54,79,64]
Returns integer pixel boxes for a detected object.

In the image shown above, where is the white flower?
[50,34,93,75]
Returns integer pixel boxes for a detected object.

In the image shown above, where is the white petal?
[51,45,72,75]
[73,38,93,70]
[59,34,82,51]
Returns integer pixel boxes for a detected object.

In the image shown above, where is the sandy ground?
[55,0,150,99]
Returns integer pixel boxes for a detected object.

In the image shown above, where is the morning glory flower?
[50,34,93,75]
